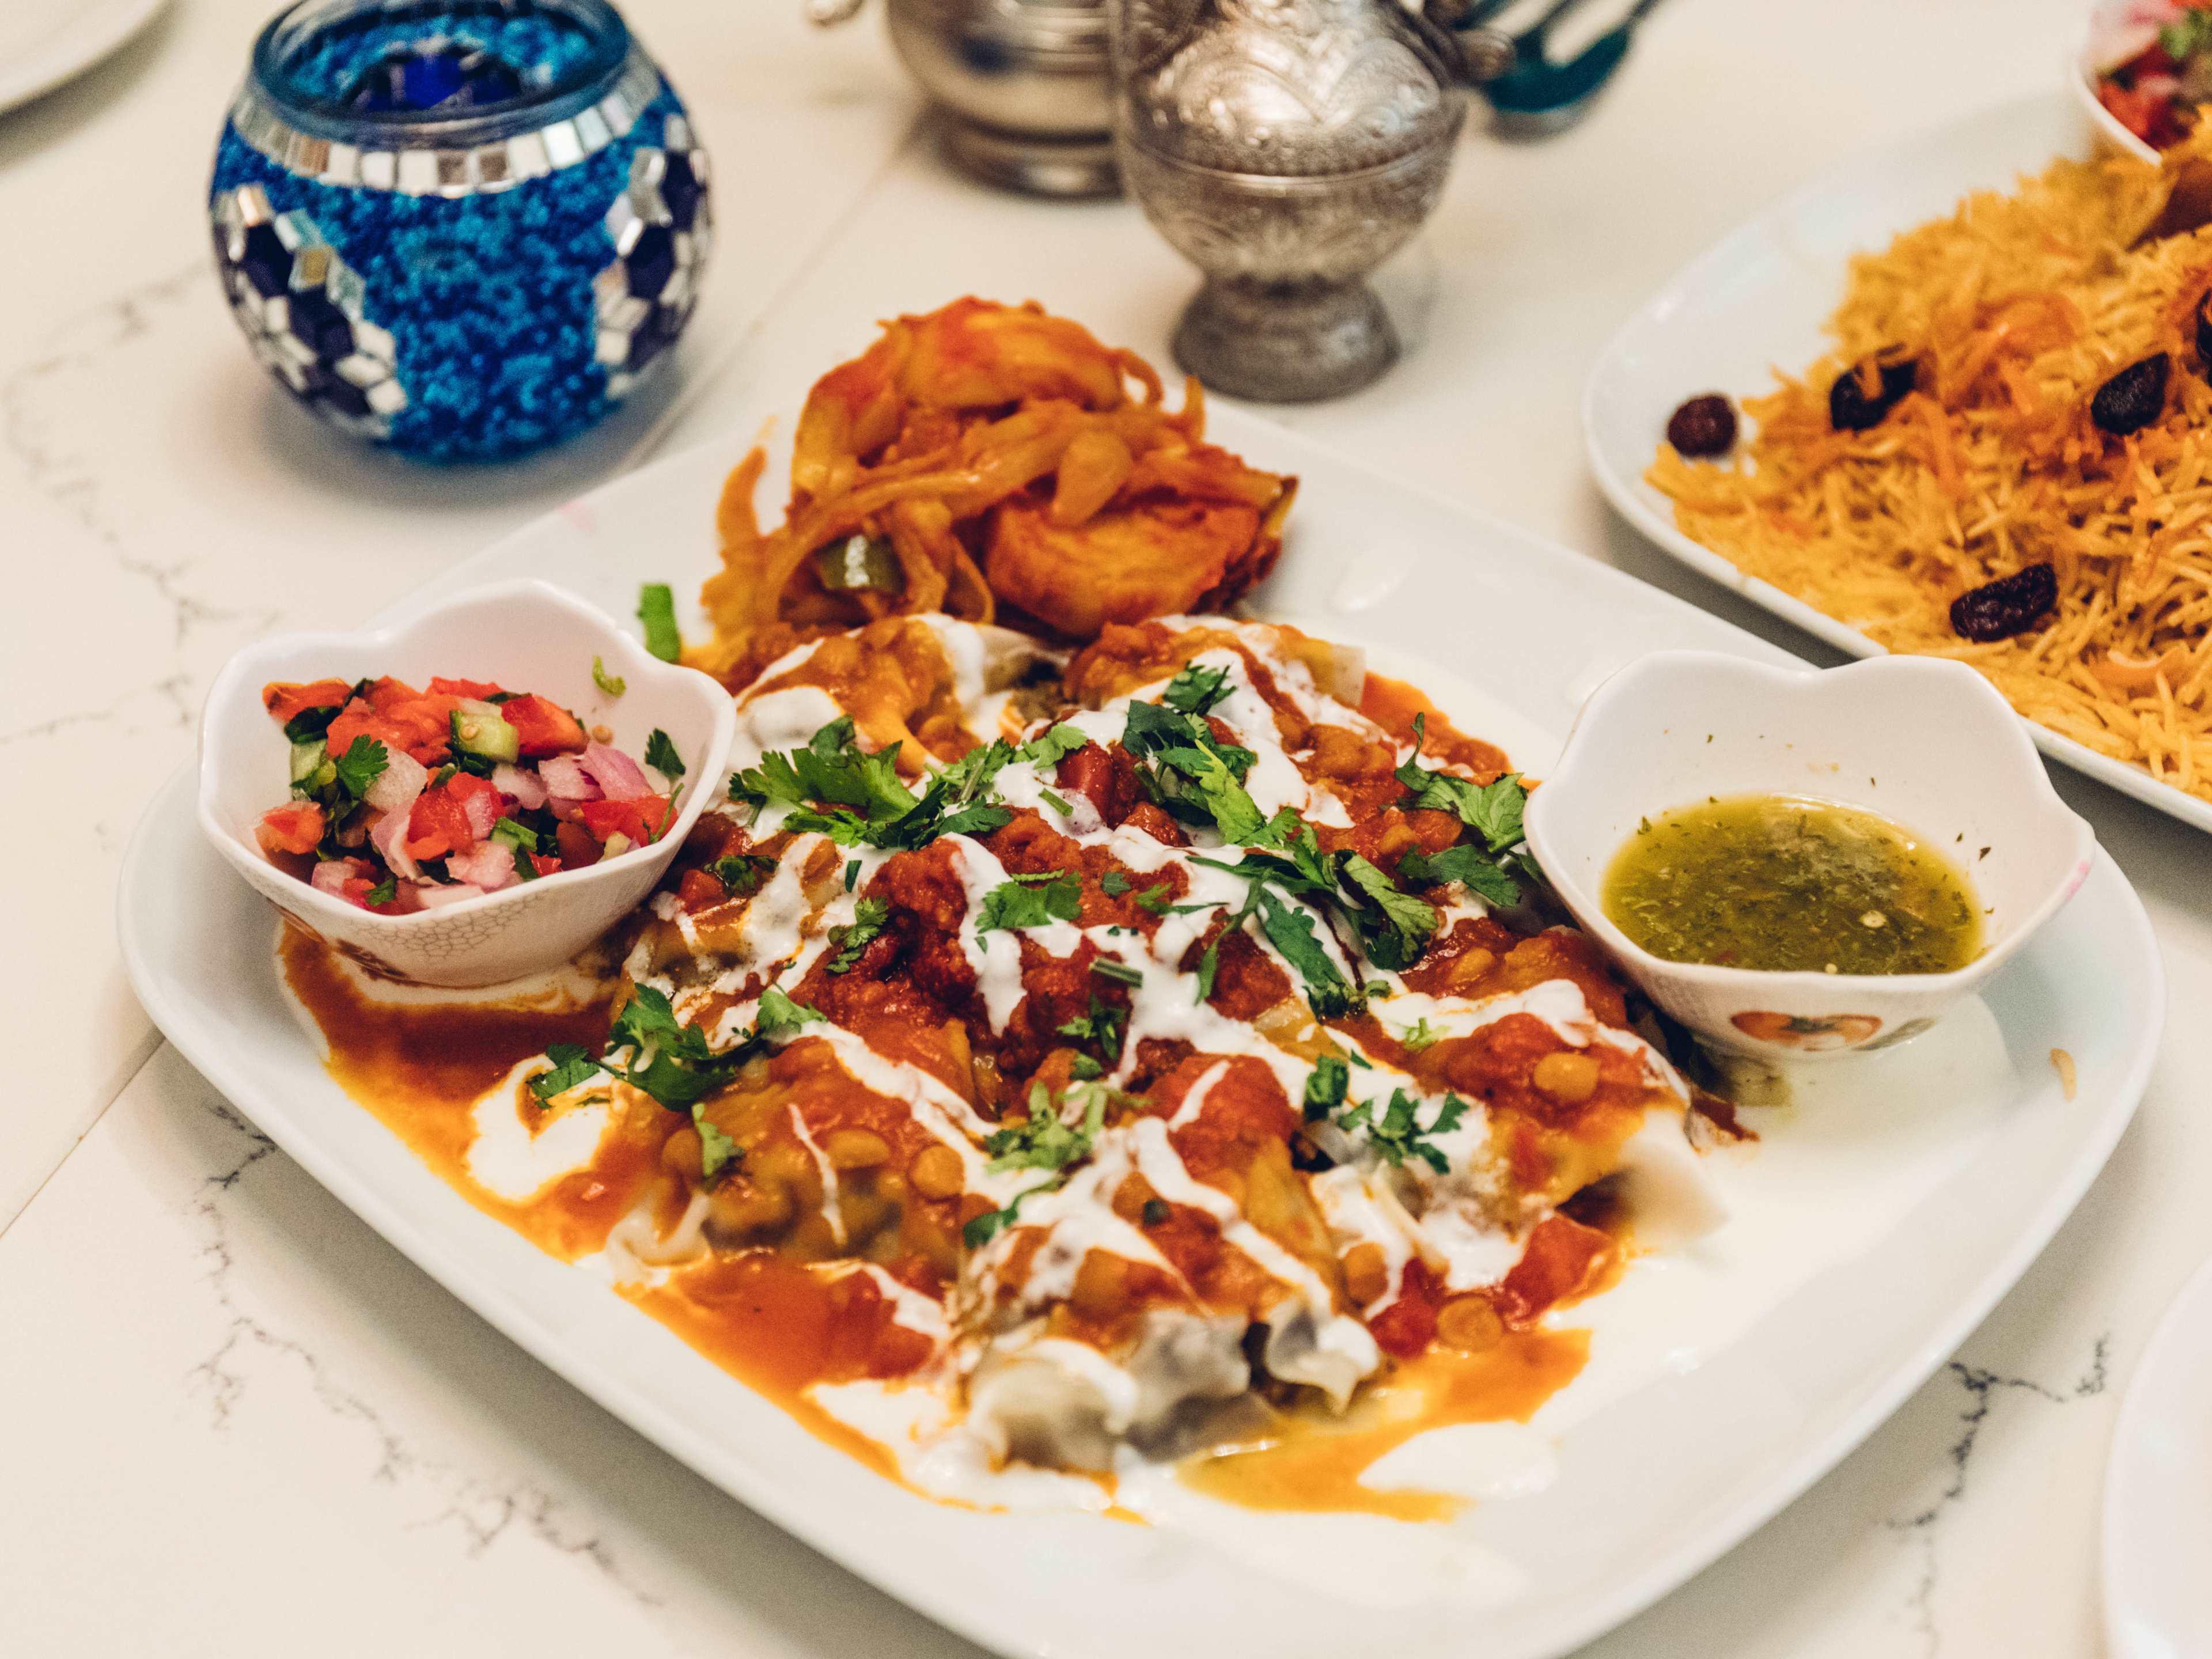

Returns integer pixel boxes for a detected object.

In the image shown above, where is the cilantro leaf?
[365,873,397,908]
[827,896,891,974]
[976,870,1082,933]
[1396,717,1527,852]
[1037,788,1073,817]
[604,986,730,1110]
[694,1111,741,1183]
[1056,994,1127,1070]
[1252,888,1363,1018]
[710,853,776,897]
[1336,1089,1469,1176]
[1018,723,1089,768]
[1334,853,1438,971]
[934,803,1014,839]
[528,1043,601,1104]
[1100,870,1132,897]
[1134,882,1173,915]
[755,984,823,1038]
[734,717,918,827]
[1303,1054,1350,1122]
[1399,843,1522,906]
[331,736,388,801]
[592,656,626,698]
[984,1082,1109,1175]
[1090,957,1145,987]
[1162,662,1232,715]
[1399,1018,1441,1052]
[643,728,685,783]
[638,582,682,662]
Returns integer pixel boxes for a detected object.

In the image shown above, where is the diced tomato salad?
[2096,2,2212,149]
[253,670,685,912]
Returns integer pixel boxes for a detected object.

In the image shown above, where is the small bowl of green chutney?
[1524,652,2096,1060]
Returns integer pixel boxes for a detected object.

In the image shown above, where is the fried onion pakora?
[692,298,1296,687]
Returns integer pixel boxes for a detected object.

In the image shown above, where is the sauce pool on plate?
[1601,794,1982,975]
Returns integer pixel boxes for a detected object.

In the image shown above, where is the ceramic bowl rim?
[1523,649,2099,997]
[194,575,734,937]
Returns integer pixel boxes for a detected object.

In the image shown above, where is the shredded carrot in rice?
[1648,134,2212,804]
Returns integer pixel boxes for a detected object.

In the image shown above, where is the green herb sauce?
[1601,794,1982,975]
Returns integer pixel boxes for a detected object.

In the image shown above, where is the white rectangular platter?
[120,400,2162,1659]
[1582,91,2212,838]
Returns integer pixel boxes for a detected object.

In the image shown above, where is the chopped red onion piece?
[580,740,653,801]
[494,763,548,810]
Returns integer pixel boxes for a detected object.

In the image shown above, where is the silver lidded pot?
[1108,0,1468,402]
[810,0,1118,197]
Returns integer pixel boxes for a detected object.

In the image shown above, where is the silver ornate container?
[812,0,1117,197]
[1108,0,1467,402]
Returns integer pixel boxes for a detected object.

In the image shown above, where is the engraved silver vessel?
[811,0,1118,197]
[1108,0,1469,402]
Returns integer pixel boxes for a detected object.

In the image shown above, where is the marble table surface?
[2,1,2201,1653]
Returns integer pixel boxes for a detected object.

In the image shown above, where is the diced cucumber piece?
[290,738,333,791]
[450,701,520,763]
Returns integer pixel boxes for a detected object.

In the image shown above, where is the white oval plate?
[0,0,166,115]
[1581,91,2212,840]
[2103,1253,2212,1657]
[120,401,2163,1659]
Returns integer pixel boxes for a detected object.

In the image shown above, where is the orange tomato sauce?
[279,926,647,1259]
[1180,1328,1589,1521]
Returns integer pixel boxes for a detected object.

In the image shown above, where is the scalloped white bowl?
[1524,652,2097,1060]
[2070,26,2158,164]
[196,578,736,988]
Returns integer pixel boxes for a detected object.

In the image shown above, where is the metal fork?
[1429,0,1674,139]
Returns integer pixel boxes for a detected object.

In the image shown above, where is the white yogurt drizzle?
[584,615,1722,1470]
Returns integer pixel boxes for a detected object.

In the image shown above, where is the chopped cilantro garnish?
[1162,662,1233,716]
[1399,842,1521,906]
[844,858,860,891]
[638,582,682,662]
[1141,1198,1170,1227]
[827,896,891,974]
[710,853,775,896]
[1090,957,1145,988]
[528,1043,601,1104]
[1396,716,1527,852]
[735,717,916,824]
[1120,694,1264,842]
[282,701,345,744]
[694,1111,741,1183]
[976,870,1082,933]
[1100,869,1131,897]
[331,735,388,800]
[1134,883,1173,915]
[1336,1089,1469,1175]
[364,873,397,908]
[1056,994,1127,1071]
[592,656,626,698]
[1038,788,1073,817]
[1252,888,1363,1018]
[603,985,732,1109]
[1018,723,1089,768]
[643,728,685,783]
[1399,1017,1441,1052]
[1303,1054,1350,1121]
[1334,853,1438,971]
[754,984,822,1039]
[984,1082,1109,1175]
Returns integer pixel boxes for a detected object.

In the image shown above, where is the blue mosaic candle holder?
[209,0,711,461]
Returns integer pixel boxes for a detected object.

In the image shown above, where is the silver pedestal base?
[941,117,1119,199]
[1172,277,1398,404]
